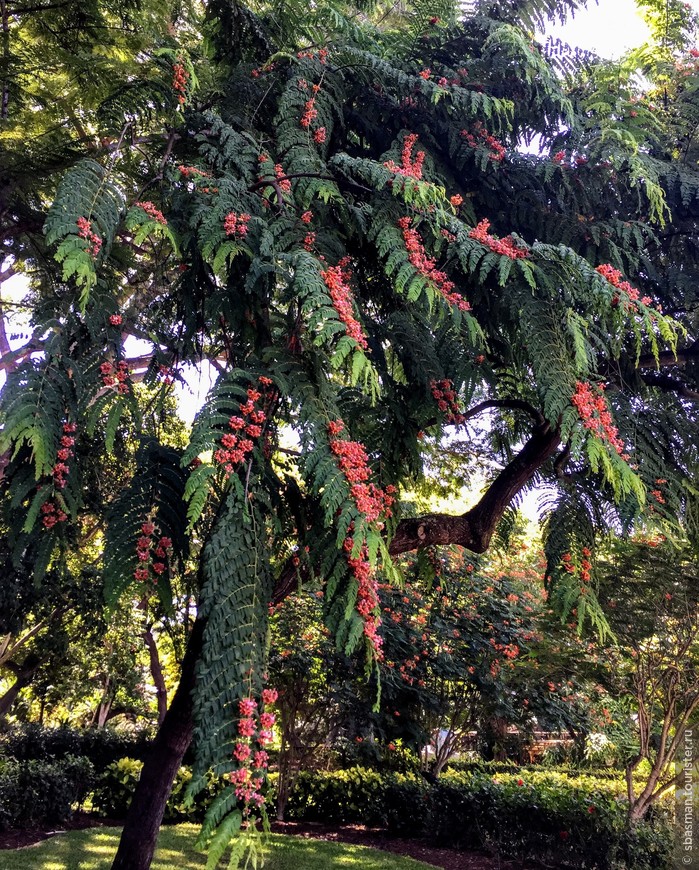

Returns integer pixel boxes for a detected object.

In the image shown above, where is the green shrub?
[285,766,674,869]
[0,724,152,769]
[91,757,227,821]
[0,755,95,830]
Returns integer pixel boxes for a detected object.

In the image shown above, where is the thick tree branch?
[389,424,560,555]
[642,373,699,402]
[272,423,560,603]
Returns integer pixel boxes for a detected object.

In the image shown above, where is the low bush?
[285,766,674,870]
[0,723,152,769]
[91,757,227,821]
[0,755,95,830]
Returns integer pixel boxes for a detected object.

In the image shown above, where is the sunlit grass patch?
[1,825,437,869]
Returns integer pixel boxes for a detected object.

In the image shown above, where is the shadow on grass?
[1,825,436,870]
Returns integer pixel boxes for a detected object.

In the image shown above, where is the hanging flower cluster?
[178,165,210,179]
[41,422,77,529]
[461,123,506,163]
[561,547,593,590]
[251,61,277,78]
[274,164,291,194]
[100,360,130,395]
[109,314,123,327]
[41,499,68,529]
[571,382,628,458]
[397,217,471,311]
[296,48,329,63]
[313,127,326,144]
[595,264,654,310]
[430,379,465,425]
[133,519,174,584]
[134,201,167,226]
[230,689,278,815]
[303,231,316,251]
[224,211,251,238]
[76,217,102,258]
[321,262,368,350]
[469,219,529,260]
[172,60,189,105]
[383,133,425,180]
[327,420,396,657]
[213,377,273,476]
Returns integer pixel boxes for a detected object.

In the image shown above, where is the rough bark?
[110,617,204,870]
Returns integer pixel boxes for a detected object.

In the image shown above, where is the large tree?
[2,0,699,866]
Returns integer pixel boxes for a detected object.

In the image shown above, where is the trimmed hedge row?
[285,767,674,870]
[0,755,95,830]
[0,724,152,767]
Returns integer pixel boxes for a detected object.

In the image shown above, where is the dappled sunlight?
[1,827,433,870]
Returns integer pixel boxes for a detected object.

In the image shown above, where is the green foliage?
[45,159,125,305]
[103,439,189,606]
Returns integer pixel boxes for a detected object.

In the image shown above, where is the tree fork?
[110,617,204,870]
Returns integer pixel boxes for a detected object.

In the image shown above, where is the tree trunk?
[0,655,40,719]
[110,617,204,870]
[143,625,168,725]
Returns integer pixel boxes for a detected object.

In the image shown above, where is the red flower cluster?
[274,164,291,194]
[213,378,272,476]
[561,547,592,584]
[251,62,277,78]
[595,263,653,310]
[172,61,189,105]
[296,48,329,63]
[327,420,396,658]
[321,263,369,350]
[461,123,506,163]
[328,423,395,524]
[571,381,627,458]
[469,219,528,260]
[397,217,471,311]
[134,201,167,226]
[301,210,313,224]
[133,520,174,584]
[109,314,122,326]
[313,127,326,144]
[303,231,316,251]
[224,211,251,238]
[300,92,318,129]
[553,151,566,164]
[76,216,102,258]
[178,165,210,179]
[430,379,465,425]
[100,360,130,395]
[383,133,425,180]
[230,689,277,816]
[42,421,77,529]
[41,499,68,529]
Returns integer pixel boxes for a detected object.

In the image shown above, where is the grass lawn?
[0,824,437,869]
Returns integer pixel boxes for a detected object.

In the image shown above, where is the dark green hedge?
[0,724,152,768]
[0,755,95,830]
[285,767,674,870]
